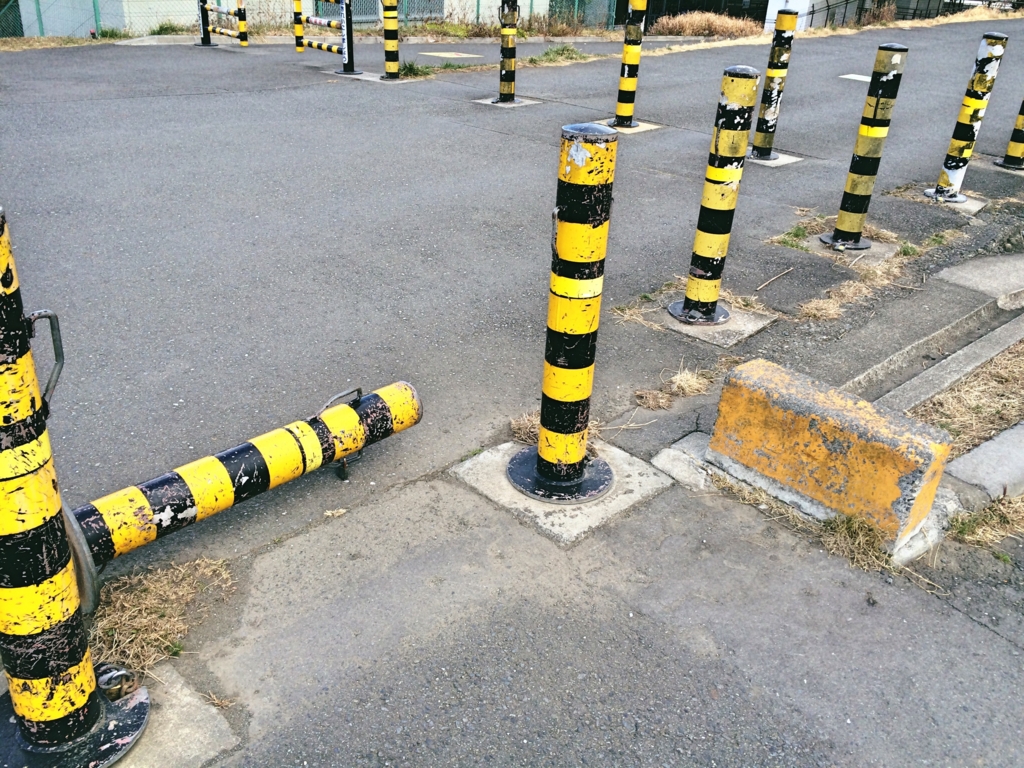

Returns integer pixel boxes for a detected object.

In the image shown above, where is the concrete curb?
[946,423,1024,502]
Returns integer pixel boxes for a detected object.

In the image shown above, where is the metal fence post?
[0,208,150,767]
[494,0,519,103]
[994,99,1024,171]
[821,43,908,250]
[382,0,400,79]
[609,0,648,128]
[750,9,797,160]
[91,0,101,35]
[668,66,760,326]
[507,123,619,503]
[925,33,1008,203]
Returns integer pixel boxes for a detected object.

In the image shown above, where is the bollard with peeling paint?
[0,208,150,766]
[926,32,1008,203]
[71,382,421,577]
[994,98,1024,171]
[196,0,215,46]
[668,65,760,326]
[201,0,247,46]
[750,9,797,161]
[494,0,519,103]
[507,123,618,503]
[382,0,400,79]
[820,43,908,251]
[609,0,647,128]
[292,0,303,51]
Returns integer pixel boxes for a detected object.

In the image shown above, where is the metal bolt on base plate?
[818,231,872,251]
[1,688,150,768]
[506,445,614,504]
[667,300,731,326]
[923,187,968,204]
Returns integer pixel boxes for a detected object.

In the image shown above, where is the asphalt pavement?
[2,20,1024,766]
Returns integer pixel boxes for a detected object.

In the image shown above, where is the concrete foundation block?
[706,359,953,562]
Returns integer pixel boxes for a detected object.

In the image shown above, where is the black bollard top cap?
[776,8,798,14]
[879,43,909,51]
[724,64,760,78]
[562,123,619,141]
[983,32,1009,40]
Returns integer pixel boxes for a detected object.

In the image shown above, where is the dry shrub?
[635,389,673,410]
[649,11,762,38]
[662,359,715,396]
[798,280,872,319]
[819,514,891,571]
[89,559,234,674]
[910,339,1024,457]
[948,495,1024,547]
[861,1,897,25]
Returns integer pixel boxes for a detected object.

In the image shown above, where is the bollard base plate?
[0,688,150,768]
[194,42,218,47]
[506,446,614,504]
[493,97,523,104]
[923,187,967,204]
[993,159,1024,171]
[818,231,872,251]
[336,68,363,75]
[748,148,778,161]
[607,118,638,129]
[667,301,730,326]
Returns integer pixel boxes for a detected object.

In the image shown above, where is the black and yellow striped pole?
[750,9,797,161]
[820,43,908,250]
[0,209,150,765]
[202,1,248,46]
[382,0,400,80]
[507,124,617,503]
[668,66,759,326]
[609,0,647,128]
[926,32,1008,203]
[237,0,246,46]
[196,0,216,46]
[71,383,421,572]
[493,0,519,104]
[293,0,304,52]
[995,99,1024,171]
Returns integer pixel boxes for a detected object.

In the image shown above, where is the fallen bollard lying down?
[68,381,421,612]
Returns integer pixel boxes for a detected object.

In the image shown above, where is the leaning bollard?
[926,32,1008,203]
[382,0,400,80]
[507,124,618,503]
[0,208,150,766]
[668,66,760,326]
[70,383,421,582]
[609,0,648,128]
[494,0,519,103]
[196,0,215,46]
[820,43,908,250]
[750,9,797,161]
[994,98,1024,171]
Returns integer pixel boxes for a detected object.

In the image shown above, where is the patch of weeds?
[398,59,435,77]
[911,339,1024,456]
[460,447,484,460]
[994,551,1013,564]
[798,280,873,319]
[947,495,1024,547]
[662,358,715,397]
[896,241,919,258]
[924,231,947,247]
[526,43,589,65]
[89,559,234,674]
[99,27,132,38]
[635,389,673,410]
[149,20,193,34]
[769,223,812,252]
[819,514,891,572]
[439,61,469,70]
[611,300,666,331]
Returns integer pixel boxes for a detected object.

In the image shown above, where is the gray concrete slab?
[664,302,776,348]
[877,313,1024,413]
[937,253,1024,309]
[947,422,1024,501]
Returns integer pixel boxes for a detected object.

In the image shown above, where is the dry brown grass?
[860,1,896,25]
[910,339,1024,457]
[648,10,763,38]
[720,289,773,315]
[510,410,602,456]
[0,37,110,51]
[662,359,715,396]
[89,559,234,674]
[635,389,673,410]
[611,301,666,331]
[798,280,873,319]
[948,495,1024,547]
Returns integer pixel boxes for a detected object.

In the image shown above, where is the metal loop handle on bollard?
[319,386,362,414]
[63,503,102,615]
[27,309,63,408]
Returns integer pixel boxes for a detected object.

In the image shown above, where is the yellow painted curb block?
[707,359,952,554]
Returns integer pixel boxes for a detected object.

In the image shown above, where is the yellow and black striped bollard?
[293,0,304,52]
[821,43,908,250]
[926,32,1008,203]
[196,0,216,46]
[609,0,647,128]
[668,66,759,326]
[382,0,400,80]
[995,99,1024,171]
[71,383,421,572]
[0,209,150,765]
[493,0,519,104]
[507,124,617,503]
[750,9,797,161]
[237,1,247,46]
